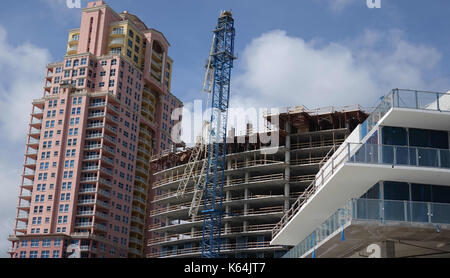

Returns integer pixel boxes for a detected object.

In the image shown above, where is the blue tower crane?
[201,10,236,258]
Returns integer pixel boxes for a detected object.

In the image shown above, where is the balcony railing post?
[404,200,408,222]
[393,145,397,165]
[416,148,419,166]
[427,202,432,223]
[415,90,419,109]
[437,93,440,111]
[436,149,441,167]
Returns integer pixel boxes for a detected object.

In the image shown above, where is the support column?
[225,190,231,234]
[243,187,249,232]
[225,159,232,234]
[284,121,291,212]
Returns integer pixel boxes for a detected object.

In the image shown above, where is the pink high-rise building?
[8,0,183,258]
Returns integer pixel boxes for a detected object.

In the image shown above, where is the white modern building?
[272,89,450,258]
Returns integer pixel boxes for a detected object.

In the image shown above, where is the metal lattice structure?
[201,11,235,258]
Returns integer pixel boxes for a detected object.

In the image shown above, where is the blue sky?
[0,0,449,257]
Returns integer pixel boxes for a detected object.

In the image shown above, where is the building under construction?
[146,105,368,258]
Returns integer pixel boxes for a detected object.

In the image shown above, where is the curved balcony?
[150,193,293,218]
[152,173,286,203]
[149,206,284,234]
[147,241,283,258]
[148,224,276,246]
[132,196,147,206]
[109,38,124,47]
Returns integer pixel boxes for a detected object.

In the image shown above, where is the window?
[41,250,50,258]
[53,250,60,258]
[29,251,38,258]
[42,239,51,247]
[65,60,72,67]
[81,58,87,65]
[31,239,39,247]
[73,59,79,67]
[101,61,107,66]
[54,239,61,247]
[21,240,28,247]
[111,59,117,66]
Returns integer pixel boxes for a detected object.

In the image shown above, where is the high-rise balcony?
[28,128,41,139]
[69,36,79,43]
[67,45,78,54]
[84,144,102,151]
[15,224,28,232]
[89,102,106,108]
[272,89,450,246]
[283,198,450,258]
[75,222,93,228]
[136,155,148,165]
[130,226,143,235]
[134,185,146,195]
[137,147,151,157]
[139,128,152,139]
[135,166,149,176]
[134,175,147,184]
[132,206,145,215]
[22,169,35,179]
[78,199,96,205]
[130,216,145,225]
[17,212,29,221]
[94,223,108,232]
[26,138,40,147]
[19,191,32,201]
[132,196,146,206]
[83,155,100,161]
[152,51,163,62]
[31,109,43,118]
[86,123,104,129]
[111,28,124,36]
[21,181,34,190]
[87,112,105,119]
[24,159,37,169]
[101,156,114,166]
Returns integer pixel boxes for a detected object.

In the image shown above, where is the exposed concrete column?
[225,190,231,234]
[284,121,291,212]
[225,159,231,234]
[243,188,249,232]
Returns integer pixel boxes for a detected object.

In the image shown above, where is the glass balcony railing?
[360,89,450,141]
[283,198,450,258]
[274,141,450,238]
[349,143,450,169]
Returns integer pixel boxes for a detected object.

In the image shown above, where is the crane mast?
[200,10,235,258]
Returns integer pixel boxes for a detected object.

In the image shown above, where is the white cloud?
[319,0,360,11]
[230,29,442,112]
[0,25,51,257]
[179,29,443,146]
